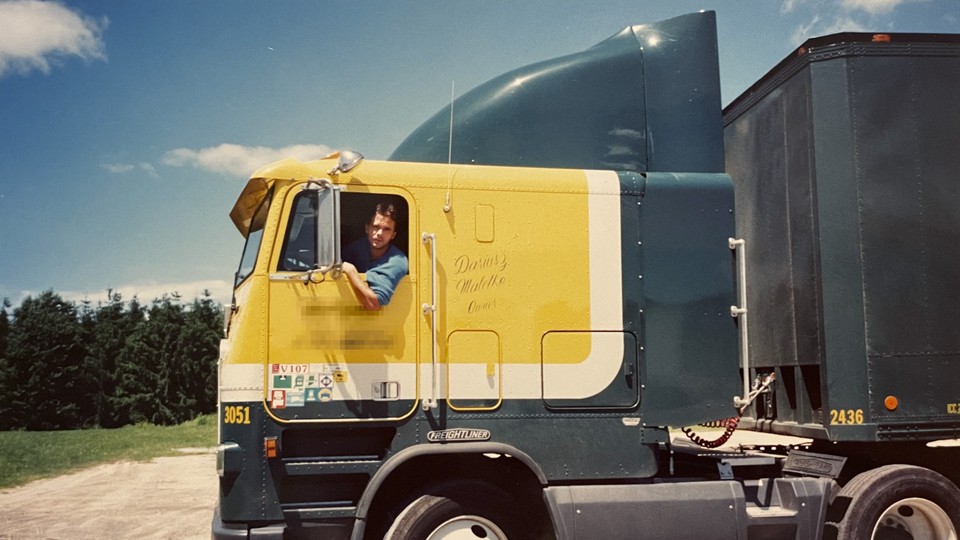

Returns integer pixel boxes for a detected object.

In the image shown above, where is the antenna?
[443,80,455,213]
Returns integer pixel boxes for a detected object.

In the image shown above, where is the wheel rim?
[872,497,958,540]
[427,515,508,540]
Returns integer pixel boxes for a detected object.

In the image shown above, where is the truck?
[212,11,960,539]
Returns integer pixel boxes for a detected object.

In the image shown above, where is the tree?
[86,291,146,428]
[4,291,97,430]
[116,295,186,425]
[178,291,223,416]
[0,290,223,431]
[0,298,12,429]
[0,298,9,358]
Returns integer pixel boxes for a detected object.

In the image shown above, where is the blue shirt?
[342,238,409,306]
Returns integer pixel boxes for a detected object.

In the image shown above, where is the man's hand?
[341,262,382,311]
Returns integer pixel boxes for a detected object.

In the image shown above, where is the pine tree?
[117,295,185,425]
[85,291,146,428]
[179,291,223,416]
[0,298,12,429]
[5,292,96,430]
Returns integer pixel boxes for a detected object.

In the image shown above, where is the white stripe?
[534,169,624,399]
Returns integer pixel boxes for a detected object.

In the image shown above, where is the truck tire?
[824,464,960,540]
[384,480,523,540]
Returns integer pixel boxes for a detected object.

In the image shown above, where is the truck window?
[278,191,409,272]
[235,188,273,287]
[278,193,317,271]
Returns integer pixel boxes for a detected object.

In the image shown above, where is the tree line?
[0,290,222,431]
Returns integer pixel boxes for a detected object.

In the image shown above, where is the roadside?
[0,432,955,540]
[0,448,216,540]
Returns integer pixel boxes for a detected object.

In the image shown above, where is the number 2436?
[830,408,864,425]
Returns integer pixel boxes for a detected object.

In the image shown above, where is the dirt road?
[0,448,217,540]
[3,434,954,539]
[0,432,806,540]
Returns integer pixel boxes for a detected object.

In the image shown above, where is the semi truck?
[212,11,960,539]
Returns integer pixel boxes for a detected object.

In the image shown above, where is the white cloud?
[781,0,802,13]
[162,143,333,177]
[102,163,134,174]
[790,14,870,43]
[784,0,928,46]
[842,0,926,14]
[0,0,108,78]
[102,162,159,178]
[39,279,234,309]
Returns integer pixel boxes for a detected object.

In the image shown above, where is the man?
[341,202,409,310]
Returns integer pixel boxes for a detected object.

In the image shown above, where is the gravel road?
[0,432,807,540]
[2,432,952,540]
[0,448,217,540]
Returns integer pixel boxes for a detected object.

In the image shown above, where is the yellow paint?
[475,204,495,242]
[221,157,607,416]
[447,329,501,411]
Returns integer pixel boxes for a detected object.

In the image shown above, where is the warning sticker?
[270,390,286,409]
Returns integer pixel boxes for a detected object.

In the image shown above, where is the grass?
[0,414,217,489]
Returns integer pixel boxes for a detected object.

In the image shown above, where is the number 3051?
[224,405,251,424]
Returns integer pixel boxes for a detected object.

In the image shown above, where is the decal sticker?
[286,392,305,407]
[272,364,309,374]
[427,428,492,443]
[267,364,348,405]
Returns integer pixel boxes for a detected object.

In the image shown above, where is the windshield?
[235,188,273,287]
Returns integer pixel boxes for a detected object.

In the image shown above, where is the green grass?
[0,414,217,489]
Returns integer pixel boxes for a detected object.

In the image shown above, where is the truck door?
[265,185,419,422]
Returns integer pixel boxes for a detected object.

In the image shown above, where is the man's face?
[365,212,397,251]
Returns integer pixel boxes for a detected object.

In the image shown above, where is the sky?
[1,0,957,309]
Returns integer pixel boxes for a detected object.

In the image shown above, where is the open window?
[278,190,409,274]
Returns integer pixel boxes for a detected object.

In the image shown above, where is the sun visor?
[229,177,271,237]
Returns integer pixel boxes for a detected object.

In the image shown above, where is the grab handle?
[421,232,439,410]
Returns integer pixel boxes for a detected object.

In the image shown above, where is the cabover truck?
[213,11,960,540]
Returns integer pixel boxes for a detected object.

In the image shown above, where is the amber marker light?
[884,395,899,411]
[264,436,279,459]
[872,34,892,43]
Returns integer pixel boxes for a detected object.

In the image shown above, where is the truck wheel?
[824,464,960,540]
[384,480,522,540]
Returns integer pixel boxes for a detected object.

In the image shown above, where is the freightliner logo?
[427,428,491,443]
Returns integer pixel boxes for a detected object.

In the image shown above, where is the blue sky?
[1,0,957,308]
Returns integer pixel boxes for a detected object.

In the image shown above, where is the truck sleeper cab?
[214,152,745,539]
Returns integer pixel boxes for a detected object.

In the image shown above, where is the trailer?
[213,11,960,539]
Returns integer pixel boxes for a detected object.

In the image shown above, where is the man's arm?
[341,262,382,310]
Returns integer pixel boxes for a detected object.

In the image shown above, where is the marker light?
[872,34,892,43]
[884,395,899,411]
[264,436,279,459]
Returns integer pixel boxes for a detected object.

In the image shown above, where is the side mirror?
[306,179,342,275]
[325,150,365,176]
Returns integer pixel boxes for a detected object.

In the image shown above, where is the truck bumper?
[211,505,284,540]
